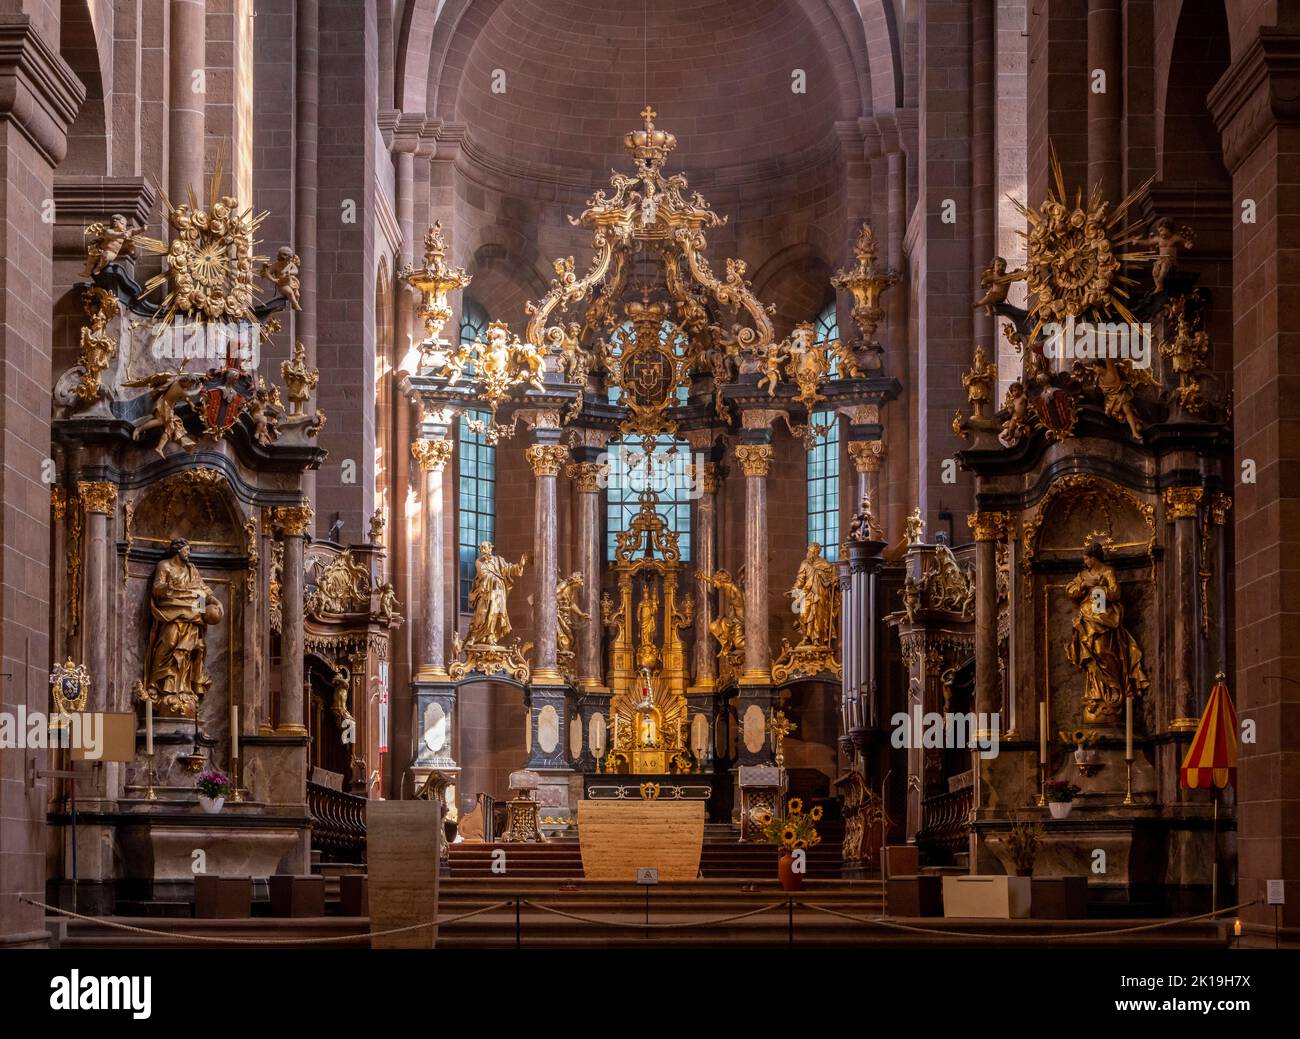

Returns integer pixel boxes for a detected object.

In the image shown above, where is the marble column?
[691,462,721,691]
[565,455,608,690]
[411,437,453,679]
[969,511,1005,733]
[77,483,117,713]
[169,0,207,203]
[526,442,569,686]
[1086,0,1123,204]
[735,443,772,685]
[275,505,313,735]
[1166,487,1204,731]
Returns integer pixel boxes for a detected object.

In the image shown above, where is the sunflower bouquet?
[756,797,823,851]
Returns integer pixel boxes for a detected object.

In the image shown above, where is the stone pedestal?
[525,684,574,823]
[413,681,458,770]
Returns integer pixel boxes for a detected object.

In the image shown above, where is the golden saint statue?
[555,571,590,657]
[141,538,223,718]
[467,541,527,646]
[1065,541,1150,723]
[790,543,838,647]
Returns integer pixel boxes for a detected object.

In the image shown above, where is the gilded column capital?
[526,443,568,477]
[77,481,118,514]
[702,462,722,494]
[847,440,884,474]
[1164,486,1204,519]
[565,461,608,492]
[734,443,773,477]
[411,437,454,473]
[50,486,67,520]
[967,510,1006,542]
[274,504,315,537]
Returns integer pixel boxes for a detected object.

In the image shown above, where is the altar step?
[447,839,845,879]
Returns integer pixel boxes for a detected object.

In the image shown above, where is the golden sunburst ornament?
[137,154,269,324]
[1012,148,1155,343]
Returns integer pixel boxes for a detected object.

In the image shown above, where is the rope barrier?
[521,898,785,930]
[800,898,1257,941]
[22,896,512,946]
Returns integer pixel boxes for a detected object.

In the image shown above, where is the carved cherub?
[1145,217,1194,294]
[757,342,786,396]
[260,246,302,310]
[82,214,142,277]
[331,667,354,727]
[123,370,203,457]
[375,581,403,626]
[512,336,547,393]
[246,384,282,446]
[997,380,1033,448]
[904,507,925,545]
[1093,357,1144,438]
[973,256,1027,314]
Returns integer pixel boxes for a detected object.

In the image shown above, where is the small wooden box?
[887,875,943,917]
[942,875,1032,919]
[269,874,325,918]
[193,876,251,919]
[1031,876,1089,918]
[339,874,369,917]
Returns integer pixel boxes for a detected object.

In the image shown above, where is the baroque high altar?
[402,107,899,820]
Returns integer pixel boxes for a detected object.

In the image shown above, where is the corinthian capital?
[967,510,1006,542]
[274,504,315,536]
[77,481,118,514]
[847,440,883,474]
[526,444,568,477]
[565,461,607,492]
[411,437,454,473]
[734,443,773,477]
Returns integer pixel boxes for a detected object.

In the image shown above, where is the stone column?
[411,437,453,679]
[526,442,568,686]
[77,484,117,712]
[969,511,1005,729]
[690,462,721,691]
[1086,0,1123,204]
[565,455,608,691]
[735,444,772,685]
[274,505,313,735]
[169,0,207,203]
[1165,487,1204,731]
[734,443,774,767]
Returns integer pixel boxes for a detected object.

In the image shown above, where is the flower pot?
[198,794,225,814]
[777,852,804,892]
[1048,801,1073,819]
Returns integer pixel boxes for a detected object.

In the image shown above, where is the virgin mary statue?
[1065,541,1149,723]
[141,538,223,718]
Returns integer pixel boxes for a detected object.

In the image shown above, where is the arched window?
[814,300,838,345]
[459,298,488,346]
[457,298,495,611]
[606,435,692,561]
[807,411,840,562]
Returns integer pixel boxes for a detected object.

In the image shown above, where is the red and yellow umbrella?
[1179,674,1239,789]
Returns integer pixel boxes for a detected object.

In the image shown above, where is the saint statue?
[1065,541,1150,723]
[466,541,527,646]
[636,584,661,671]
[790,543,839,647]
[141,538,222,718]
[555,572,590,656]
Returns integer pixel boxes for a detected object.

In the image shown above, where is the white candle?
[1039,701,1048,763]
[231,705,239,760]
[1125,696,1133,761]
[145,698,154,756]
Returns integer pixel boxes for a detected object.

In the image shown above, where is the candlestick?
[144,751,157,801]
[1039,701,1048,762]
[230,755,243,802]
[231,705,239,759]
[1125,695,1133,761]
[145,698,154,756]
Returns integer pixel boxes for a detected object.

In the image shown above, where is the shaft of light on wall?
[405,486,420,519]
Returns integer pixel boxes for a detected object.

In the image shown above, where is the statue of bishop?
[466,541,527,646]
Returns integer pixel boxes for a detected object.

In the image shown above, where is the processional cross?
[769,709,796,769]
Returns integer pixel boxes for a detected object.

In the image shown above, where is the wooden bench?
[193,876,252,919]
[269,874,326,917]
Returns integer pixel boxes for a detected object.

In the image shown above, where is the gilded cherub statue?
[123,370,204,457]
[972,256,1027,315]
[904,507,925,545]
[331,666,354,728]
[374,581,402,626]
[246,383,283,446]
[1144,217,1194,295]
[260,246,302,310]
[997,380,1033,448]
[82,214,143,277]
[280,341,319,416]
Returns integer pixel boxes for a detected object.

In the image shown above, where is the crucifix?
[769,709,796,769]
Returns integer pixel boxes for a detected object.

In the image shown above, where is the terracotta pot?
[198,794,225,814]
[1048,801,1073,819]
[778,852,804,892]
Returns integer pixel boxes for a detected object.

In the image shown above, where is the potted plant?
[1005,817,1044,877]
[1044,779,1082,819]
[195,769,232,814]
[757,798,822,891]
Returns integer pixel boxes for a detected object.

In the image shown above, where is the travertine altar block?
[367,801,440,948]
[942,874,1031,918]
[577,801,704,880]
